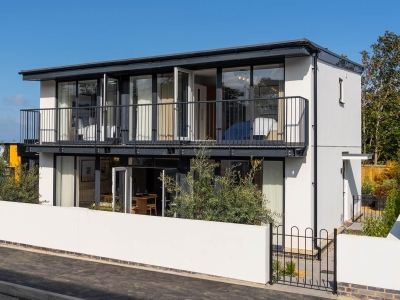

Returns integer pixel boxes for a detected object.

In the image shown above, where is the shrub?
[362,175,375,195]
[272,260,284,282]
[284,261,297,277]
[362,189,400,237]
[160,146,279,225]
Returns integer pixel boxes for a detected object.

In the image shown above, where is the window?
[339,78,344,103]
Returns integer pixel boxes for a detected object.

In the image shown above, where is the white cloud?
[3,93,30,107]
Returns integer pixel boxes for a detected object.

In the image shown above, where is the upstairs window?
[339,78,344,103]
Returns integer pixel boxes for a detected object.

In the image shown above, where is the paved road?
[0,246,327,300]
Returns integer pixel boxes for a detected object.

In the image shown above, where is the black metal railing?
[270,224,337,293]
[352,195,386,222]
[20,96,309,148]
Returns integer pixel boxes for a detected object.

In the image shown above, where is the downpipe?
[312,52,321,260]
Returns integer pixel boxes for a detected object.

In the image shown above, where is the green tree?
[361,31,400,165]
[0,145,40,204]
[160,146,279,225]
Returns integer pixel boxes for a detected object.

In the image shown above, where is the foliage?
[0,162,40,204]
[284,261,297,277]
[271,260,299,282]
[361,31,400,165]
[160,146,279,225]
[362,189,400,237]
[361,175,375,195]
[271,260,284,282]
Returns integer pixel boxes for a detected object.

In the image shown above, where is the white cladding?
[284,57,313,234]
[317,61,361,232]
[39,153,54,205]
[38,81,56,205]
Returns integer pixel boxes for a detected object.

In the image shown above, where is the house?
[1,143,39,178]
[19,38,365,237]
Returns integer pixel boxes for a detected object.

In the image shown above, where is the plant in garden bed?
[362,188,400,237]
[284,260,297,277]
[160,145,280,225]
[272,260,284,282]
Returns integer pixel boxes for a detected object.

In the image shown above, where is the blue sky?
[0,0,399,142]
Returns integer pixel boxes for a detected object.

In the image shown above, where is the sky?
[0,0,399,142]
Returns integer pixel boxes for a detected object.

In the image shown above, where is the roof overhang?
[19,38,363,81]
[342,153,373,160]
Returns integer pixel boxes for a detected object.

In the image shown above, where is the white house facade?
[19,39,364,239]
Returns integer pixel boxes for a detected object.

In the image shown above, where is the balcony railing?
[20,97,308,148]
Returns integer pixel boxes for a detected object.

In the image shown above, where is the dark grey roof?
[19,38,363,80]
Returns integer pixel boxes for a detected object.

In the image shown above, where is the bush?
[0,163,40,204]
[284,261,297,277]
[272,260,284,282]
[160,146,279,225]
[362,189,400,237]
[362,175,375,195]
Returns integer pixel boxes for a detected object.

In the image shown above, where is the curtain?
[263,161,283,246]
[56,156,75,207]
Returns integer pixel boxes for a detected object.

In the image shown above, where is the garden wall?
[337,232,400,298]
[0,201,270,284]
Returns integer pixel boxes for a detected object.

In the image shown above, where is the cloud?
[3,93,30,107]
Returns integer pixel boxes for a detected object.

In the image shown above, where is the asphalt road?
[0,246,328,300]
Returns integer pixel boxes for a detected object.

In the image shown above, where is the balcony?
[20,97,309,156]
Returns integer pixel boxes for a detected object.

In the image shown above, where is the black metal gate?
[269,224,337,294]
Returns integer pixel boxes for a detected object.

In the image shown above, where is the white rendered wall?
[338,234,400,290]
[38,81,56,205]
[284,57,313,235]
[317,61,362,232]
[40,80,56,143]
[0,201,270,284]
[39,152,54,206]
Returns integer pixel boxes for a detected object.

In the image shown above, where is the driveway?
[0,246,329,300]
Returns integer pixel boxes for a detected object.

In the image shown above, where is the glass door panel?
[161,168,178,217]
[174,67,193,140]
[112,167,132,213]
[103,74,119,141]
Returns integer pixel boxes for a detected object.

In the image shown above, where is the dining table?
[132,195,157,215]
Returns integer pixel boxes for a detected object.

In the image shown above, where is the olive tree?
[160,146,279,225]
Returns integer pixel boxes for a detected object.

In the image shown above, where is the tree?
[0,145,40,203]
[362,31,400,165]
[160,146,279,225]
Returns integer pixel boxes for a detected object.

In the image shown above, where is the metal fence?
[270,225,337,293]
[352,195,386,222]
[20,96,308,148]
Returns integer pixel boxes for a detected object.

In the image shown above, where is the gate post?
[269,223,273,284]
[333,228,338,294]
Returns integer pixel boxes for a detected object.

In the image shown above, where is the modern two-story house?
[19,39,365,236]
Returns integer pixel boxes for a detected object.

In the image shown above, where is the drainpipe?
[313,52,320,257]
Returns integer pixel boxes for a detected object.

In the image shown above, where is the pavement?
[0,245,334,300]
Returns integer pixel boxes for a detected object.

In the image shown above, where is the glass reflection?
[130,75,152,141]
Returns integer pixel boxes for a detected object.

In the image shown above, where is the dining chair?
[147,195,157,216]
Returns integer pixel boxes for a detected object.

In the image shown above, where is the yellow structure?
[9,144,21,169]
